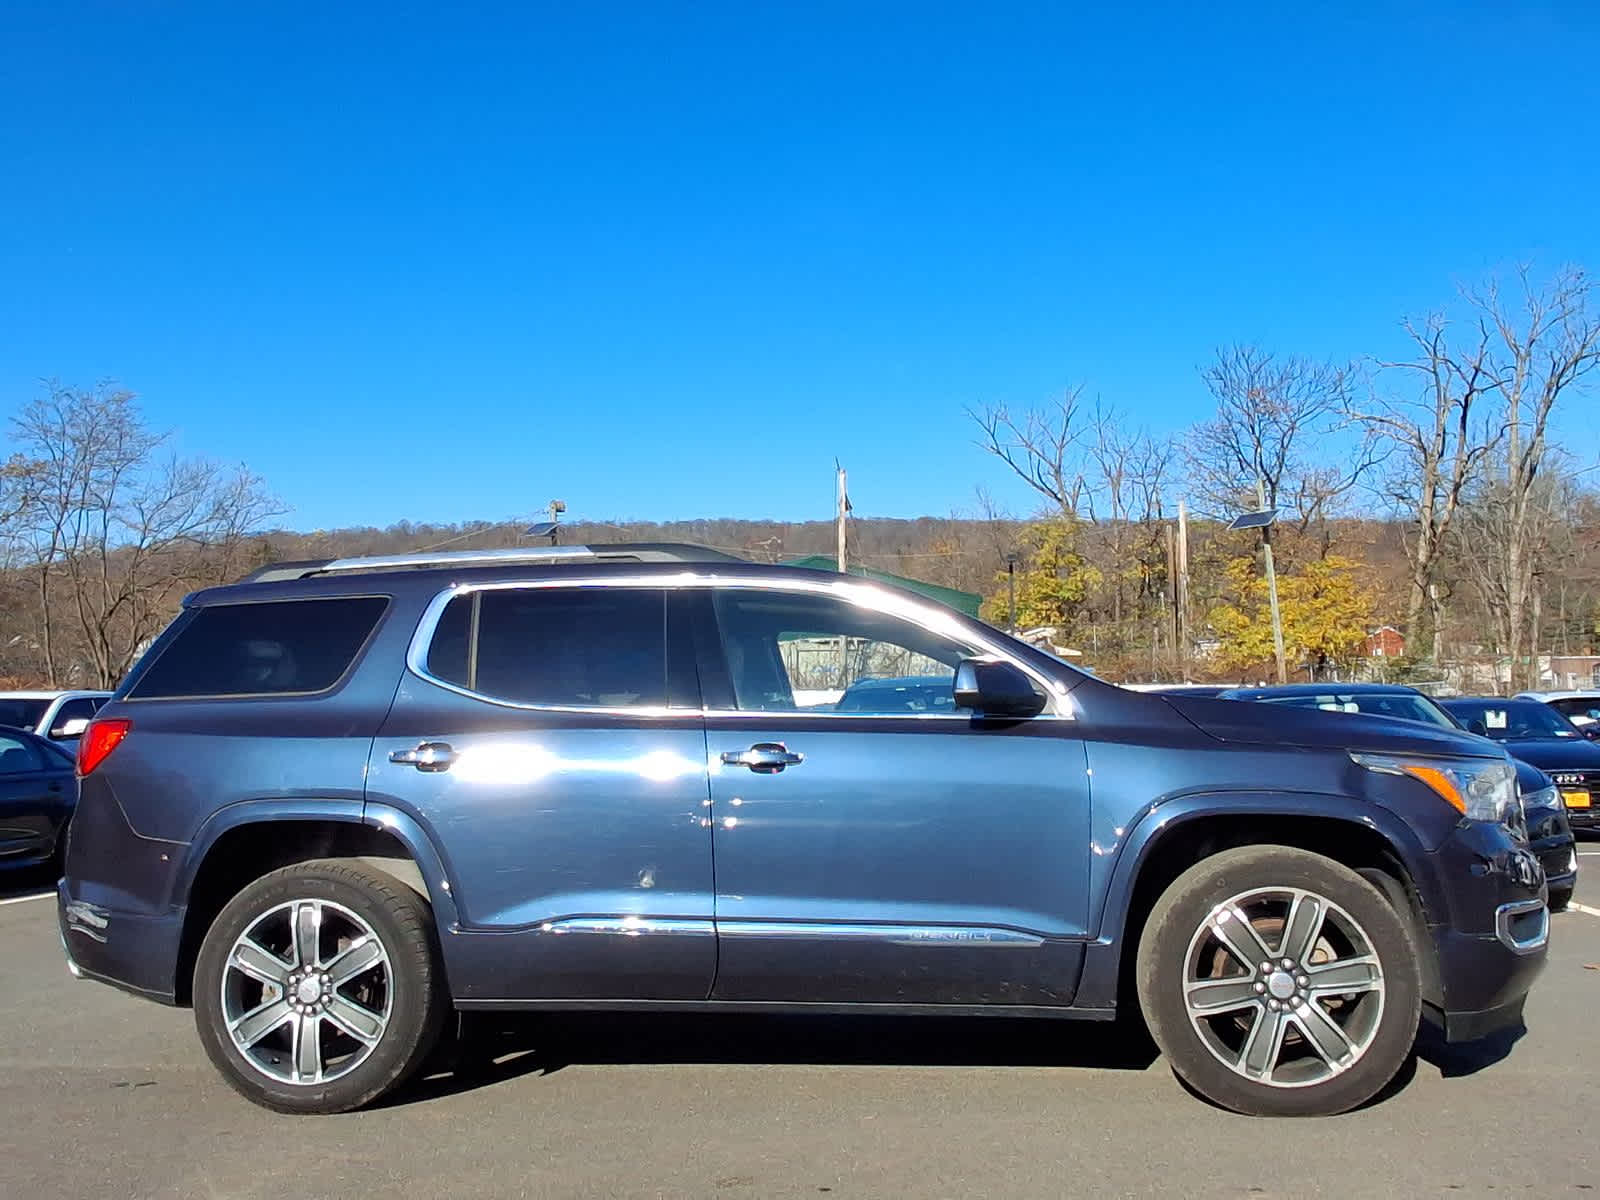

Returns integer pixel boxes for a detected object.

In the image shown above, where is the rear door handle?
[721,743,803,773]
[389,742,457,772]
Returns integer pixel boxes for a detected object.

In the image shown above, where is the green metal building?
[781,555,983,619]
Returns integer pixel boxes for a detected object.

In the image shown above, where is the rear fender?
[175,798,461,930]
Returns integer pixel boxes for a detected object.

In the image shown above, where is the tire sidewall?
[193,863,442,1114]
[1137,847,1422,1117]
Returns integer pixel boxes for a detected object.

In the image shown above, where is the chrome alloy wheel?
[1182,887,1385,1088]
[221,899,392,1087]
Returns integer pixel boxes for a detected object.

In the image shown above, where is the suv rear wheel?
[1136,845,1422,1117]
[193,859,448,1114]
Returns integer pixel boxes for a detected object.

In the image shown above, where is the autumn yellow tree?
[982,518,1102,635]
[1208,555,1374,674]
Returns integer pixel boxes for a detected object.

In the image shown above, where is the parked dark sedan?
[0,725,77,874]
[1220,684,1577,910]
[1440,699,1600,837]
[832,674,959,713]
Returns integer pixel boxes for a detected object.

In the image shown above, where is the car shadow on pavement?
[388,1011,1162,1108]
[1413,1018,1526,1079]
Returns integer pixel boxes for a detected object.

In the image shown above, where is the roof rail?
[239,543,745,582]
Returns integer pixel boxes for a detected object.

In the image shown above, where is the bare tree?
[1465,268,1600,688]
[1188,346,1373,550]
[968,386,1091,519]
[1354,316,1502,659]
[8,381,281,686]
[1083,403,1176,655]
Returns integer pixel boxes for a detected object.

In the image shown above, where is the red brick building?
[1363,625,1406,659]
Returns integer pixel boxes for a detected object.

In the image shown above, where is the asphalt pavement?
[2,863,1597,1199]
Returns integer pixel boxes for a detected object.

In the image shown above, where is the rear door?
[366,582,716,1002]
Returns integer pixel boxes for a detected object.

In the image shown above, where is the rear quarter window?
[129,596,389,699]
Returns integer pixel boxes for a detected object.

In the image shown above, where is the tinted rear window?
[130,597,388,698]
[424,587,667,708]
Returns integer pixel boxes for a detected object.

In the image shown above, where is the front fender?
[1076,789,1444,1011]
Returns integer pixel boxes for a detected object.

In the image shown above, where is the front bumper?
[1424,823,1549,1043]
[57,880,182,1004]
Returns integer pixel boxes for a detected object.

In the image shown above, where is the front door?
[696,584,1091,1007]
[367,583,716,1002]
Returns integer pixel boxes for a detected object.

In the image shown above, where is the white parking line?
[0,892,53,907]
[1567,901,1600,918]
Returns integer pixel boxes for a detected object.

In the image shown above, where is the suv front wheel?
[1136,845,1422,1117]
[193,859,448,1114]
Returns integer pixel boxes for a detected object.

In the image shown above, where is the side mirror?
[1467,719,1489,738]
[953,658,1047,718]
[51,717,90,739]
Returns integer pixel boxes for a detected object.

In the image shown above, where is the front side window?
[130,597,389,698]
[712,588,978,714]
[0,733,43,775]
[424,587,668,708]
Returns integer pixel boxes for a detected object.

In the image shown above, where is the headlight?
[1524,784,1563,811]
[1551,772,1584,788]
[1352,752,1522,825]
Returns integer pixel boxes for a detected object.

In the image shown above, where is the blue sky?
[3,2,1597,529]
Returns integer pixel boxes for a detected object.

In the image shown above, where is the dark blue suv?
[58,545,1549,1116]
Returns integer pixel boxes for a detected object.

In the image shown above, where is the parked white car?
[1516,690,1600,737]
[0,690,113,748]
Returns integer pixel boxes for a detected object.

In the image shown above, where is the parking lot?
[1,867,1596,1200]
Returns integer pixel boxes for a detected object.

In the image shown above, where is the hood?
[1497,738,1600,772]
[1162,694,1503,759]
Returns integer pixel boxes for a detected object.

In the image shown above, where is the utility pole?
[1165,521,1179,676]
[1006,554,1018,633]
[1176,499,1191,678]
[836,463,848,576]
[1258,478,1288,684]
[836,462,850,687]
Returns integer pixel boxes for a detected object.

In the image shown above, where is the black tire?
[1548,886,1572,914]
[1136,845,1422,1117]
[193,859,449,1114]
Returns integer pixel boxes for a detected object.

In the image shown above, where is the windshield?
[1258,692,1455,729]
[1445,700,1582,740]
[0,699,49,731]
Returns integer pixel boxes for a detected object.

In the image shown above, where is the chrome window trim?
[403,573,1076,720]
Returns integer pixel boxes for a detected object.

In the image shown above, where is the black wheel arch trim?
[1076,790,1444,1010]
[173,797,461,931]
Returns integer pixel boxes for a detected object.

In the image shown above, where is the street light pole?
[1006,555,1018,633]
[1257,478,1287,684]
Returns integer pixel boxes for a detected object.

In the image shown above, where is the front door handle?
[389,742,457,772]
[721,743,803,773]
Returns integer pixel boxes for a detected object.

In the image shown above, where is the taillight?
[77,719,131,776]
